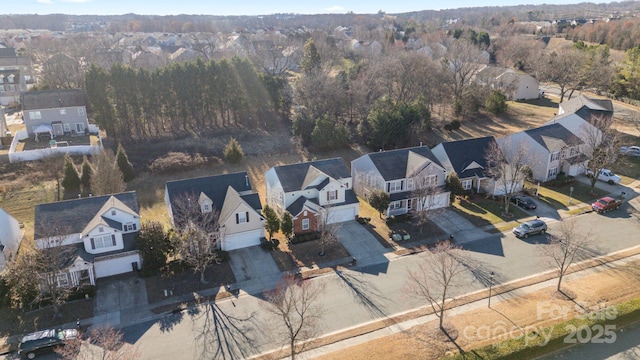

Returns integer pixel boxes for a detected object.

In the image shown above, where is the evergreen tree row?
[84,57,287,141]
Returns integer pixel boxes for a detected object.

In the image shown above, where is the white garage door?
[222,229,263,251]
[328,206,358,224]
[94,252,141,278]
[421,192,450,210]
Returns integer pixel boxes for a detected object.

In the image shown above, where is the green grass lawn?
[525,181,601,210]
[452,196,529,227]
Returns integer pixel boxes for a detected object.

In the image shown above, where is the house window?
[327,190,338,201]
[407,178,414,190]
[551,152,560,162]
[124,223,137,232]
[99,227,103,232]
[389,200,403,210]
[462,179,473,190]
[236,212,248,224]
[75,123,85,133]
[202,203,211,213]
[7,74,14,84]
[302,218,310,230]
[56,274,69,287]
[29,111,41,119]
[0,76,3,84]
[388,180,403,192]
[548,167,558,178]
[111,210,116,216]
[407,198,413,210]
[78,108,85,116]
[421,175,437,187]
[63,123,71,132]
[91,234,116,249]
[570,147,577,157]
[60,109,66,115]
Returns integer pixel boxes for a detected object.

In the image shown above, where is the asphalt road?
[117,209,640,359]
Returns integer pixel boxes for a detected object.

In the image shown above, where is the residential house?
[0,208,22,273]
[431,136,522,196]
[165,172,265,251]
[544,112,601,146]
[497,123,586,182]
[351,146,450,217]
[265,158,359,235]
[476,66,539,100]
[0,47,34,106]
[557,94,614,122]
[22,89,89,138]
[33,192,142,288]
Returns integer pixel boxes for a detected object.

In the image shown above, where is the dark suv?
[18,328,78,359]
[512,219,547,239]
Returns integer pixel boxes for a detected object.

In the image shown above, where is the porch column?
[476,176,481,193]
[88,266,95,286]
[69,271,79,287]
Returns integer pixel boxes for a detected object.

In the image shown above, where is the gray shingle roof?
[524,123,582,151]
[34,192,139,239]
[165,172,261,214]
[367,146,443,181]
[439,137,496,179]
[22,89,86,110]
[273,158,351,193]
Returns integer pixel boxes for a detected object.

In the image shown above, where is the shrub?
[215,250,230,263]
[148,152,220,174]
[485,90,508,115]
[444,120,462,131]
[67,285,96,301]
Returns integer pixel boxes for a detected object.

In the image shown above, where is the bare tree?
[581,115,620,192]
[538,219,592,293]
[533,46,585,103]
[262,274,326,360]
[441,39,488,108]
[57,326,141,360]
[485,139,530,216]
[90,149,126,196]
[170,192,221,283]
[317,207,339,257]
[406,240,469,331]
[411,176,443,234]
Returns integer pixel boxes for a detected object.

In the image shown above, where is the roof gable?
[34,192,139,239]
[439,136,496,178]
[524,123,582,152]
[273,158,350,193]
[367,146,443,181]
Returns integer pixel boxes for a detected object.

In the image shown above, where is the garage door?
[328,206,358,224]
[94,252,141,278]
[420,192,450,210]
[222,229,263,251]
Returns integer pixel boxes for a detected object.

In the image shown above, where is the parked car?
[512,219,547,239]
[18,328,78,359]
[585,168,621,185]
[591,196,623,213]
[620,146,640,157]
[511,195,537,210]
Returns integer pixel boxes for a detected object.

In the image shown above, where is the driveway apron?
[334,221,388,268]
[228,246,282,293]
[93,273,150,328]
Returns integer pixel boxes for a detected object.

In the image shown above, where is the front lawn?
[525,181,601,210]
[451,196,528,227]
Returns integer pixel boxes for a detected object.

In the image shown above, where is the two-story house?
[165,172,265,251]
[265,158,359,235]
[0,48,33,106]
[351,146,450,217]
[498,123,586,182]
[33,192,142,288]
[22,89,90,138]
[431,136,520,196]
[0,208,22,273]
[558,94,614,122]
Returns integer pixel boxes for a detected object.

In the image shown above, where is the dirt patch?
[270,237,351,272]
[144,261,236,304]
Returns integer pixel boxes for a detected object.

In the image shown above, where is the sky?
[3,0,611,17]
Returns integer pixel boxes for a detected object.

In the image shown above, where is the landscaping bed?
[270,237,350,272]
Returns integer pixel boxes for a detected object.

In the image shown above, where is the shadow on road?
[335,269,391,320]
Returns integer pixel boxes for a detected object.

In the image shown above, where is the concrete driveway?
[334,221,388,268]
[228,246,281,292]
[93,273,150,328]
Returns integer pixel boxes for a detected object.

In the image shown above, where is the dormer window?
[99,227,103,232]
[111,210,116,216]
[201,203,211,213]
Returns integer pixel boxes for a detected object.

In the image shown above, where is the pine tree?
[263,205,280,241]
[80,156,92,192]
[116,143,135,182]
[90,149,126,196]
[280,212,293,240]
[301,38,321,74]
[61,154,81,194]
[224,137,244,163]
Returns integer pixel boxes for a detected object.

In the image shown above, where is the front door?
[52,123,64,136]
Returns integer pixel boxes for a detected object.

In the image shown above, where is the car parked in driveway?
[511,195,537,210]
[18,328,78,359]
[585,168,621,185]
[512,219,547,239]
[620,146,640,157]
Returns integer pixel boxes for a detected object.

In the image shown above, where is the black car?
[511,195,537,210]
[18,328,78,359]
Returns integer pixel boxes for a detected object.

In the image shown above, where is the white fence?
[8,129,102,163]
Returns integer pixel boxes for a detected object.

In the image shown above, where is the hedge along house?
[33,192,142,288]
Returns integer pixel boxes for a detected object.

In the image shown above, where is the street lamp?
[488,271,495,308]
